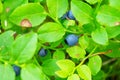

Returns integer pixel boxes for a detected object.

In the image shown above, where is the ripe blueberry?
[61,13,67,19]
[65,34,79,46]
[13,65,21,76]
[67,10,75,20]
[61,10,75,20]
[39,48,47,57]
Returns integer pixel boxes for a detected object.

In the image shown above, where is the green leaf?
[82,22,96,34]
[21,63,48,80]
[56,59,75,78]
[1,16,15,30]
[3,0,28,15]
[42,59,60,76]
[39,50,52,62]
[50,39,63,48]
[11,32,37,63]
[109,0,120,10]
[0,1,3,13]
[96,5,120,26]
[0,30,14,55]
[53,50,65,60]
[32,0,43,2]
[55,77,67,80]
[56,59,75,71]
[9,3,46,27]
[71,0,93,25]
[16,76,21,80]
[66,46,86,59]
[105,41,120,57]
[93,70,106,80]
[85,0,99,4]
[77,65,91,80]
[88,55,102,75]
[67,74,80,80]
[55,70,69,78]
[0,63,15,80]
[106,26,120,38]
[1,0,28,29]
[91,26,108,45]
[79,36,89,49]
[47,0,68,18]
[38,22,65,42]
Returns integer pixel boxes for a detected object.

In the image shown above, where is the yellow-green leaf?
[77,65,91,80]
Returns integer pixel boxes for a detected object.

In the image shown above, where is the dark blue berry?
[39,48,47,57]
[61,13,67,20]
[67,10,75,20]
[61,10,75,20]
[13,65,21,76]
[65,34,79,46]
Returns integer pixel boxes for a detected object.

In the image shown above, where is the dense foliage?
[0,0,120,80]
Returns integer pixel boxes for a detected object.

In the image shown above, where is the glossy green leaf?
[53,50,65,60]
[67,74,80,80]
[91,26,108,45]
[66,20,76,27]
[109,0,120,10]
[55,70,69,78]
[50,39,63,48]
[47,0,68,18]
[85,0,99,4]
[77,65,91,80]
[0,63,15,80]
[79,36,89,49]
[21,63,48,80]
[0,1,3,13]
[38,22,65,42]
[71,0,93,25]
[56,59,75,71]
[106,26,120,38]
[9,3,46,27]
[66,46,86,59]
[42,59,60,76]
[96,5,120,26]
[11,32,37,63]
[56,59,75,78]
[88,55,102,75]
[3,0,28,15]
[1,16,14,30]
[105,41,120,57]
[31,0,43,2]
[82,22,96,34]
[0,30,14,55]
[93,70,106,80]
[1,0,28,29]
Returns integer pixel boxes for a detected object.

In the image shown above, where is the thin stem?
[70,46,97,74]
[38,42,66,51]
[102,58,116,66]
[94,0,102,16]
[72,49,111,74]
[45,12,83,34]
[89,49,112,58]
[65,29,81,34]
[76,46,111,67]
[45,12,61,25]
[0,58,6,63]
[34,57,41,67]
[79,46,98,66]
